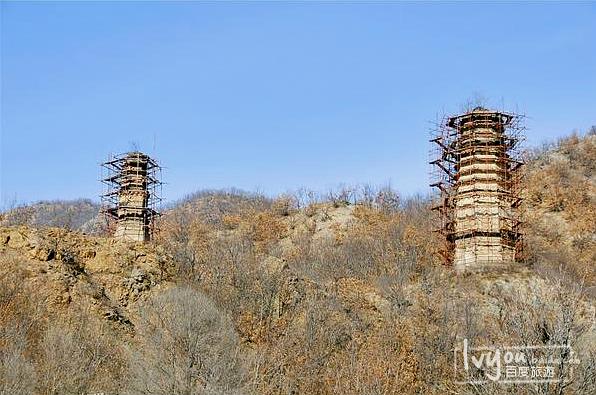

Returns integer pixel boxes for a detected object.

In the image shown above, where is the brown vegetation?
[0,132,594,394]
[523,130,596,286]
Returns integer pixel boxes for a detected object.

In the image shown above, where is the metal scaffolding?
[429,107,525,270]
[100,152,162,242]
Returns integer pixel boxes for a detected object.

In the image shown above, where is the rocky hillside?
[0,226,173,330]
[0,131,594,395]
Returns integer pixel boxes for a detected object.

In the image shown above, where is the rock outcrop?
[0,226,174,331]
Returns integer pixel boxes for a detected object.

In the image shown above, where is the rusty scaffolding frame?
[100,152,162,241]
[429,108,525,267]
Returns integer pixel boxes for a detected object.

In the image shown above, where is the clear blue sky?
[1,1,595,207]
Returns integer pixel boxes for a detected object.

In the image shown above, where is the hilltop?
[0,199,103,234]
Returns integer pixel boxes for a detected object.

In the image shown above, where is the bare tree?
[34,324,105,395]
[128,286,245,395]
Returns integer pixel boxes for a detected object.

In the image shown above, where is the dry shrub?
[329,320,422,394]
[187,219,214,263]
[222,214,242,230]
[34,316,120,395]
[271,195,297,217]
[524,132,596,285]
[128,286,245,395]
[294,201,433,281]
[239,211,288,253]
[0,268,39,395]
[0,264,125,395]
